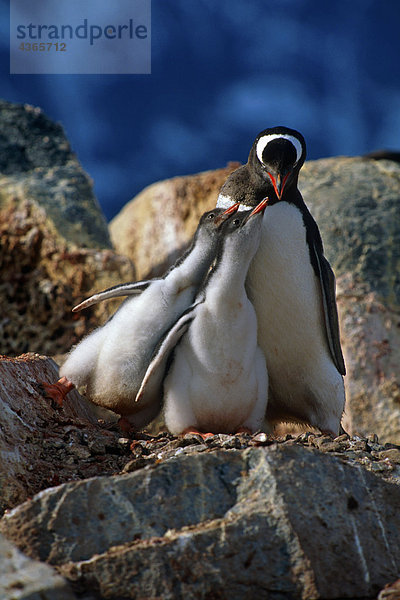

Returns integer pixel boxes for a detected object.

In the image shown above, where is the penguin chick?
[140,199,269,436]
[217,126,345,436]
[42,204,239,430]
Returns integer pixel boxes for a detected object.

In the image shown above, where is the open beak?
[267,171,290,200]
[215,202,240,227]
[242,197,269,225]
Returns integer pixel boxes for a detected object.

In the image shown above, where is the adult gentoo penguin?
[217,126,346,436]
[41,204,239,431]
[138,199,269,437]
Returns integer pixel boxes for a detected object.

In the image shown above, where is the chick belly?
[246,204,344,429]
[164,314,261,434]
[88,309,170,412]
[168,370,258,434]
[192,365,257,433]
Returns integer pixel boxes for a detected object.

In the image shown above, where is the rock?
[300,157,400,443]
[109,162,240,279]
[2,443,400,599]
[378,578,400,600]
[0,353,130,515]
[0,100,136,356]
[0,532,77,600]
[0,99,110,249]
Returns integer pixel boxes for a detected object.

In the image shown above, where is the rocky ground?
[1,99,400,599]
[2,379,400,600]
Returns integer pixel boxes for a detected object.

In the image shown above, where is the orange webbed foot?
[39,376,75,408]
[181,428,215,440]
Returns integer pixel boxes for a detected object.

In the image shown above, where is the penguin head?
[220,198,268,256]
[194,204,240,244]
[249,126,306,202]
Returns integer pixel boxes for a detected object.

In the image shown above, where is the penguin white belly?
[246,202,344,432]
[91,280,197,412]
[164,300,268,435]
[60,327,106,388]
[63,279,196,415]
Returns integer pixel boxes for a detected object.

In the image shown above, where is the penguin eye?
[207,213,215,220]
[233,218,240,226]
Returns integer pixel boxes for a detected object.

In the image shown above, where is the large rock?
[0,99,110,249]
[110,162,240,279]
[300,157,400,443]
[0,353,130,515]
[0,532,76,600]
[2,442,400,599]
[300,157,400,308]
[0,100,136,356]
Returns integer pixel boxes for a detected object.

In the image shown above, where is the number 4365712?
[19,42,67,51]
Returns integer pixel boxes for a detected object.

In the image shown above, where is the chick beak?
[215,202,240,227]
[242,197,269,225]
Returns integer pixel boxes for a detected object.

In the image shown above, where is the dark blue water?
[1,0,400,220]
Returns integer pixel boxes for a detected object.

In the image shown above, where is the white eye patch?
[256,134,303,166]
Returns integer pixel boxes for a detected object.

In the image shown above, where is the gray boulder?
[300,156,399,307]
[0,98,111,249]
[300,157,400,443]
[0,532,76,600]
[0,100,136,356]
[2,443,400,599]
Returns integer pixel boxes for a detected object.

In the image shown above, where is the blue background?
[1,0,400,220]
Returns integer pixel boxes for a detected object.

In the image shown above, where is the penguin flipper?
[312,243,346,376]
[135,300,203,406]
[72,280,158,312]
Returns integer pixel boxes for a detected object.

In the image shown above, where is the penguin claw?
[38,376,75,408]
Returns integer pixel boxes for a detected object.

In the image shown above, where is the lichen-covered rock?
[109,162,240,279]
[301,157,400,306]
[0,199,135,355]
[0,532,76,600]
[0,99,110,249]
[2,443,400,599]
[0,100,136,356]
[300,157,400,443]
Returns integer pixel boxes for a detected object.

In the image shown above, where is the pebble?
[121,458,150,473]
[376,449,400,464]
[87,438,106,455]
[35,421,399,488]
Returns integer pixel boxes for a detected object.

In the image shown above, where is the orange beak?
[267,172,290,200]
[242,197,269,224]
[215,202,240,226]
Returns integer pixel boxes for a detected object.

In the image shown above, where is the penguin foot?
[181,428,215,440]
[118,417,135,435]
[38,376,75,408]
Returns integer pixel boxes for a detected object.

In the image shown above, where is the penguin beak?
[215,202,240,227]
[242,197,269,225]
[267,171,290,200]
